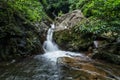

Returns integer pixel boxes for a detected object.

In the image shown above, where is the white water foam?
[43,24,59,52]
[36,24,86,62]
[42,51,83,62]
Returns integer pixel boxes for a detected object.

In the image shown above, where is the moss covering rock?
[0,1,49,61]
[54,29,94,52]
[54,10,94,52]
[92,42,120,65]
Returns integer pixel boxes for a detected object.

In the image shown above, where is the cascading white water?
[41,24,86,62]
[43,24,59,52]
[34,24,120,80]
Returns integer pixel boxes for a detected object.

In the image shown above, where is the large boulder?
[55,10,85,31]
[54,28,94,52]
[54,10,93,52]
[57,57,120,80]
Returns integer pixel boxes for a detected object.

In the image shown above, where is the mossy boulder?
[54,29,94,52]
[92,42,120,65]
[54,10,94,52]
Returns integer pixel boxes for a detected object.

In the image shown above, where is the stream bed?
[0,53,120,80]
[0,24,120,80]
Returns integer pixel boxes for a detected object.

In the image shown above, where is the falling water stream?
[35,24,120,80]
[34,24,90,80]
[41,24,85,62]
[0,24,120,80]
[43,24,59,52]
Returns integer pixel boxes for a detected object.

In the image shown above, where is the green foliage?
[8,0,45,22]
[69,0,91,11]
[40,0,70,19]
[74,18,109,37]
[69,0,120,38]
[0,1,44,60]
[82,0,120,20]
[54,29,93,51]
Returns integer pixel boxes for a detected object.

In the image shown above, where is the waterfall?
[34,24,120,80]
[43,24,59,52]
[93,41,99,48]
[41,24,86,62]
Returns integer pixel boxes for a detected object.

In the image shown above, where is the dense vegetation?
[71,0,120,39]
[53,0,120,64]
[0,0,47,60]
[40,0,71,19]
[40,0,120,39]
[0,0,120,64]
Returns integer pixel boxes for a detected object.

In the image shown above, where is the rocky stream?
[0,24,120,80]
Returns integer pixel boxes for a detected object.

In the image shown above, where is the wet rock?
[0,54,120,80]
[57,57,119,80]
[92,42,120,65]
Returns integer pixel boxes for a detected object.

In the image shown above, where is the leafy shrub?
[8,0,45,22]
[70,0,120,38]
[40,0,70,19]
[0,0,45,60]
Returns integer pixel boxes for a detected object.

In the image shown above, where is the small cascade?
[93,41,99,48]
[41,24,86,62]
[43,24,59,52]
[33,24,120,80]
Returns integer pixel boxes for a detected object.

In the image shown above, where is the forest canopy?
[7,0,45,22]
[69,0,120,38]
[40,0,120,38]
